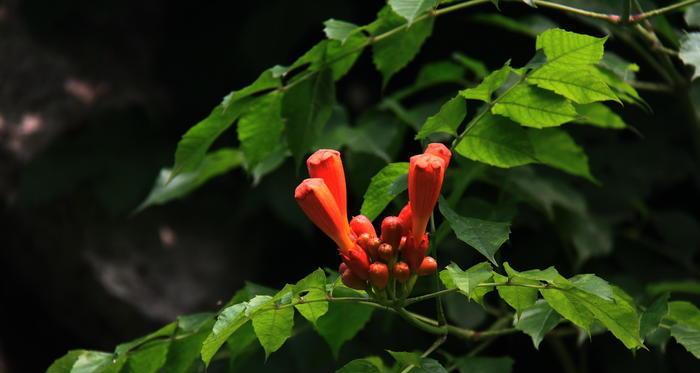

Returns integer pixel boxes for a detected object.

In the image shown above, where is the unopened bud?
[377,243,394,262]
[380,216,403,249]
[393,262,410,283]
[338,262,348,274]
[369,262,389,289]
[342,246,370,280]
[398,203,412,234]
[350,215,377,238]
[356,233,375,259]
[402,234,430,271]
[341,269,366,290]
[416,256,438,276]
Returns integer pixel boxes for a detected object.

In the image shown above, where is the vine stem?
[403,281,554,305]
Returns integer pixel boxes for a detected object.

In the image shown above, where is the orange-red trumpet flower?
[307,149,347,219]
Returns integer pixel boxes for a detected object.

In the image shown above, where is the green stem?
[631,0,700,23]
[395,307,449,335]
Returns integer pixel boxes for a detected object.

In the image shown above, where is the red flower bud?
[339,262,348,274]
[357,233,379,260]
[408,154,446,242]
[342,245,370,280]
[341,269,366,290]
[402,234,430,272]
[307,149,347,219]
[377,243,394,262]
[417,256,438,276]
[295,178,354,253]
[380,216,403,249]
[350,215,377,238]
[398,203,412,234]
[424,143,452,169]
[369,262,389,289]
[393,262,411,283]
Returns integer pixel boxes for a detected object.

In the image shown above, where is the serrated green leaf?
[515,300,562,349]
[389,0,438,23]
[237,92,284,170]
[291,36,367,81]
[640,293,669,340]
[528,64,618,104]
[136,148,243,212]
[571,274,613,301]
[222,69,281,111]
[388,350,423,367]
[439,198,511,264]
[337,358,385,373]
[323,19,360,43]
[595,66,646,108]
[647,281,700,296]
[316,288,374,357]
[114,322,176,356]
[503,262,570,286]
[295,288,329,326]
[536,28,606,66]
[492,84,577,128]
[201,303,248,366]
[371,7,434,85]
[455,113,536,168]
[681,33,700,80]
[251,301,295,357]
[460,62,512,103]
[160,329,210,373]
[493,272,538,315]
[416,96,466,139]
[540,287,595,332]
[440,262,493,302]
[529,128,594,181]
[574,103,626,129]
[283,67,335,169]
[226,322,259,368]
[454,356,514,373]
[171,96,256,178]
[671,324,700,358]
[452,52,488,79]
[360,162,410,220]
[47,350,83,373]
[667,301,700,329]
[71,351,123,373]
[295,268,327,293]
[124,341,169,373]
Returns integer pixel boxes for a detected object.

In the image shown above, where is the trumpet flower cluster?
[294,144,450,296]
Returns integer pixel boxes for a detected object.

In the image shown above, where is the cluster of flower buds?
[294,144,451,297]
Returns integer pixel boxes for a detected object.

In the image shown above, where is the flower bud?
[295,178,354,253]
[408,154,446,242]
[342,246,370,280]
[393,262,411,283]
[402,234,430,272]
[417,256,438,276]
[307,149,347,219]
[357,233,378,260]
[377,243,394,262]
[398,203,412,235]
[424,143,452,169]
[369,262,389,290]
[350,215,377,238]
[338,262,348,274]
[380,216,403,249]
[341,269,366,290]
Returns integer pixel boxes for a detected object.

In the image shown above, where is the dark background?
[1,0,699,372]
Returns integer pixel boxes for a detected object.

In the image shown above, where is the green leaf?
[115,322,177,355]
[283,67,335,168]
[415,61,466,88]
[493,272,538,315]
[460,62,512,103]
[640,293,669,340]
[505,167,586,218]
[136,148,243,211]
[595,66,646,108]
[237,92,284,170]
[251,299,295,357]
[371,7,434,85]
[295,268,328,292]
[542,287,644,349]
[686,5,700,28]
[528,128,594,181]
[295,288,329,326]
[201,303,248,366]
[389,0,438,23]
[471,13,557,38]
[222,69,282,111]
[452,52,488,79]
[515,300,562,349]
[574,103,626,129]
[171,97,255,178]
[670,324,700,358]
[439,262,493,302]
[160,329,210,373]
[535,28,606,66]
[388,351,447,372]
[666,301,700,357]
[416,96,467,139]
[387,350,423,367]
[492,84,578,128]
[291,36,367,81]
[454,356,514,373]
[316,288,374,357]
[323,19,360,43]
[124,341,170,373]
[337,358,385,373]
[360,162,410,220]
[647,281,700,296]
[680,33,700,80]
[71,351,124,373]
[47,350,83,373]
[571,274,613,301]
[455,113,536,168]
[439,198,511,265]
[528,64,618,104]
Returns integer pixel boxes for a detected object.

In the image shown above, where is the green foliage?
[416,96,467,139]
[680,33,700,80]
[324,19,361,43]
[389,0,438,23]
[514,300,562,349]
[360,162,410,220]
[453,356,513,373]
